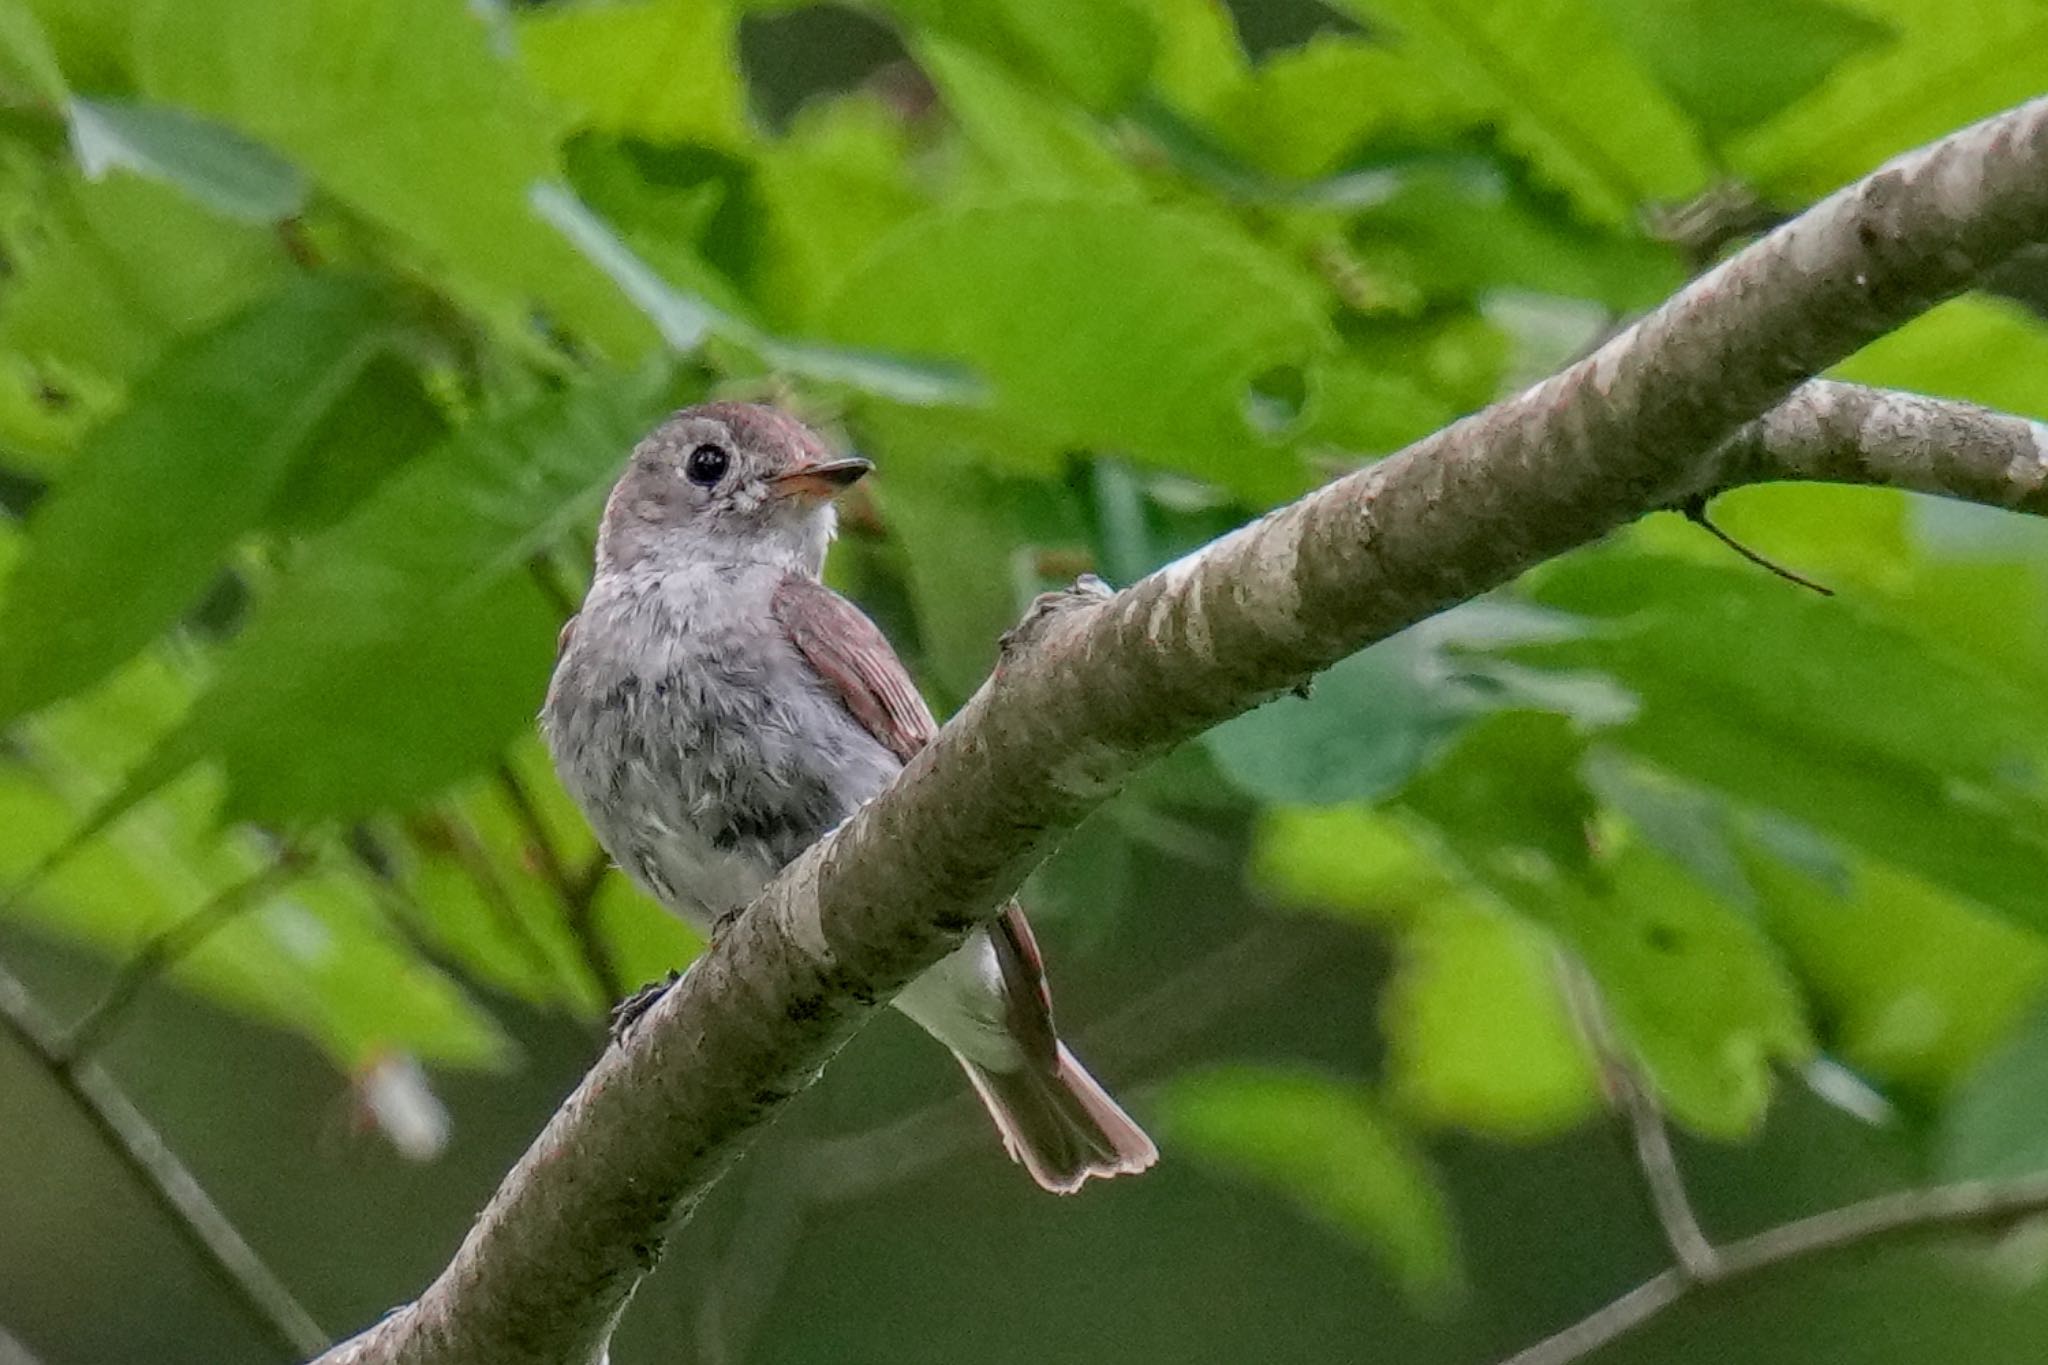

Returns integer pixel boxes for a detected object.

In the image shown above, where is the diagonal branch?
[313,98,2048,1365]
[1557,956,1718,1280]
[1496,1172,2048,1365]
[0,957,327,1359]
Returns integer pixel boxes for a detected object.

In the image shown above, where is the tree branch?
[1558,957,1719,1280]
[1496,1172,2048,1365]
[0,957,327,1359]
[1712,377,2048,511]
[314,98,2048,1365]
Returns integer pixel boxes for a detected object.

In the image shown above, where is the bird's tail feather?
[956,1042,1157,1194]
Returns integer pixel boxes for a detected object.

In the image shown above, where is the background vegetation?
[4,0,2048,1361]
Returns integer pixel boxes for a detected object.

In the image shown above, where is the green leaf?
[67,98,308,223]
[533,181,979,405]
[0,274,396,726]
[1587,0,1890,138]
[0,642,506,1068]
[1250,804,1469,926]
[1336,0,1714,223]
[154,365,676,821]
[1210,37,1480,182]
[0,0,66,102]
[1732,0,2048,198]
[268,351,452,535]
[517,0,749,149]
[1514,550,2048,937]
[0,170,287,386]
[132,0,653,358]
[1205,602,1629,805]
[917,36,1139,195]
[1399,713,1813,1135]
[1384,902,1600,1137]
[820,199,1330,499]
[1753,852,2048,1099]
[1164,1066,1458,1304]
[748,93,929,329]
[1939,1003,2048,1180]
[1344,163,1685,312]
[880,0,1156,111]
[1833,294,2048,423]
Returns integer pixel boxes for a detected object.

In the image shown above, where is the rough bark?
[316,97,2048,1365]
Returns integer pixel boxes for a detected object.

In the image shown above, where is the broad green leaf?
[0,275,396,726]
[1133,0,1245,119]
[1384,903,1600,1137]
[1939,1003,2048,1180]
[0,642,506,1068]
[518,0,749,149]
[1732,0,2048,198]
[1211,38,1480,181]
[143,366,677,821]
[133,0,652,358]
[1753,853,2048,1099]
[748,93,929,328]
[1251,804,1471,926]
[1337,0,1714,224]
[1588,0,1890,138]
[1514,551,2048,936]
[879,0,1156,111]
[19,0,127,90]
[67,98,308,223]
[268,351,452,535]
[533,181,978,405]
[820,199,1330,499]
[1344,164,1685,312]
[917,37,1140,195]
[1205,602,1629,805]
[0,0,65,102]
[0,170,285,386]
[1833,294,2048,423]
[1164,1066,1457,1303]
[1400,713,1812,1135]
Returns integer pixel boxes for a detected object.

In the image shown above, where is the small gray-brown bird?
[542,402,1156,1192]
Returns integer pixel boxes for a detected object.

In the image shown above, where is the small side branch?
[1497,1172,2048,1365]
[0,957,327,1359]
[1558,957,1718,1280]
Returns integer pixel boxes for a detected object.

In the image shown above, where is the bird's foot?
[711,905,746,939]
[608,969,683,1046]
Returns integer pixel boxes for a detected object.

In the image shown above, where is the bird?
[541,401,1156,1193]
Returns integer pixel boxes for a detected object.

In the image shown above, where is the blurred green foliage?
[3,0,2048,1352]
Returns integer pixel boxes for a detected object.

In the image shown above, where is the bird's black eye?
[684,443,730,486]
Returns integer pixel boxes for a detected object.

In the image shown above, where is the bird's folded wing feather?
[771,574,938,762]
[772,573,1059,1065]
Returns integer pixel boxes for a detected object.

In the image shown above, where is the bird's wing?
[771,574,937,763]
[772,573,1059,1066]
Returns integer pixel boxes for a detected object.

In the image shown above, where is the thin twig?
[0,957,328,1359]
[1557,957,1718,1279]
[59,849,310,1062]
[493,762,623,1003]
[1497,1172,2048,1365]
[1680,495,1834,596]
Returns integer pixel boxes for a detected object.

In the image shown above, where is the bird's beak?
[768,456,873,501]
